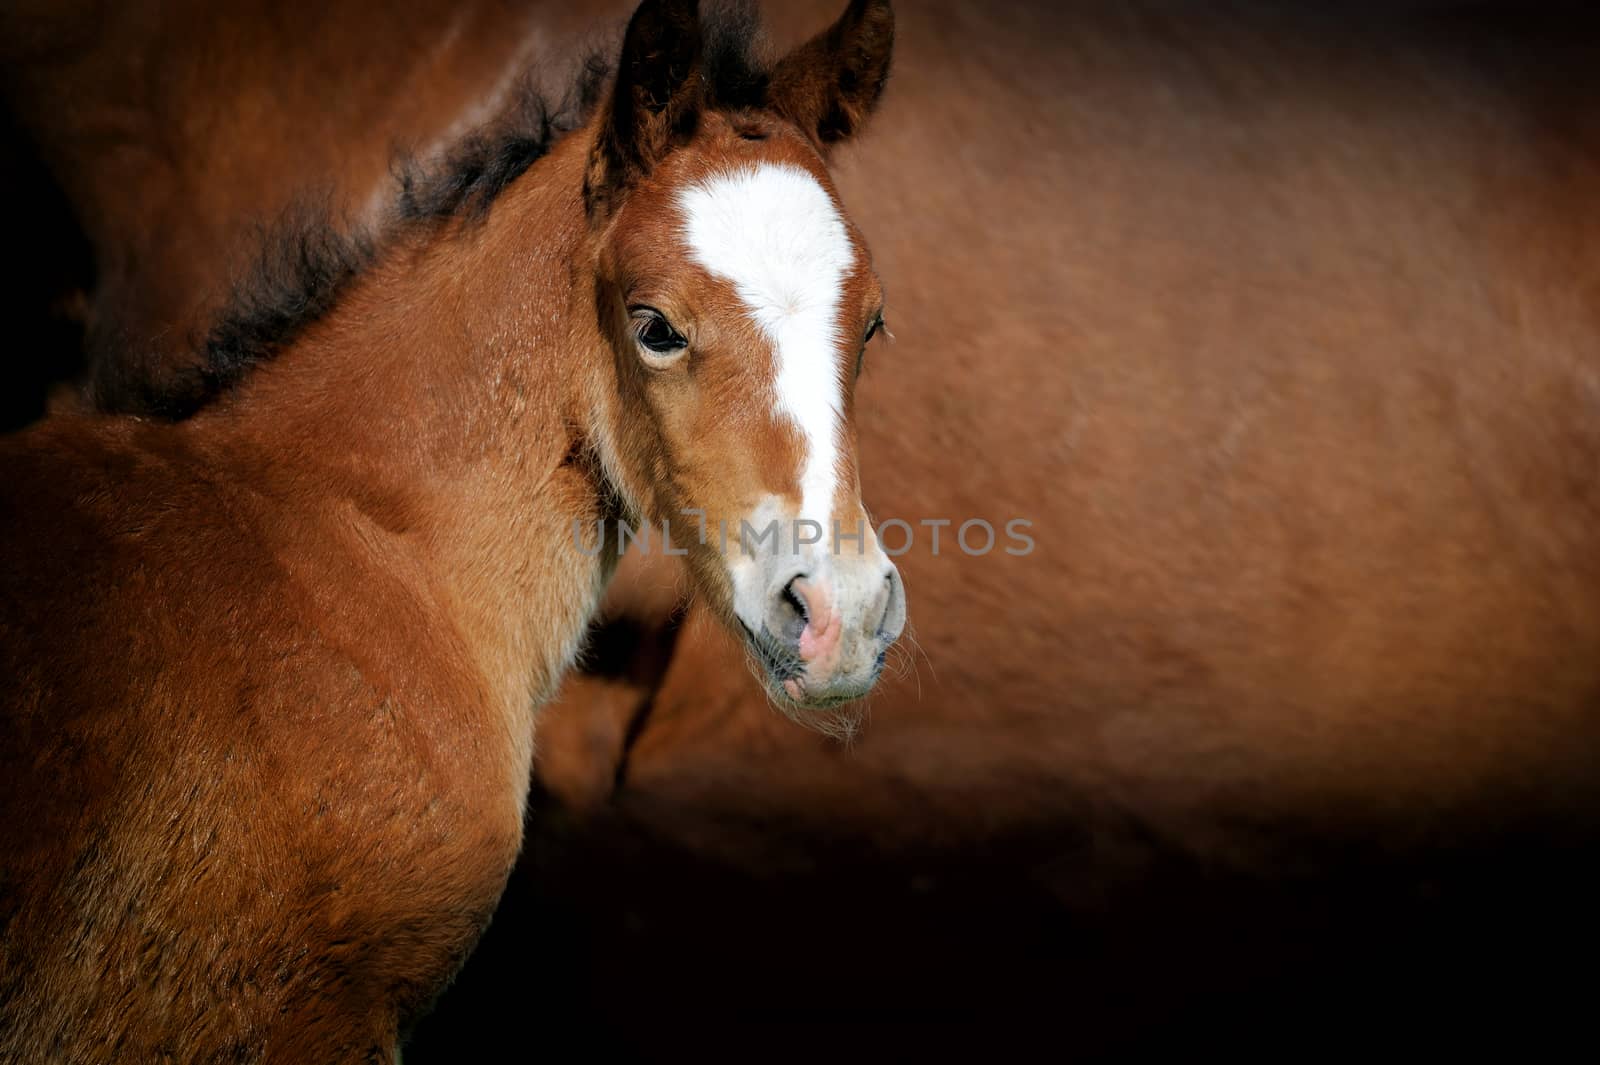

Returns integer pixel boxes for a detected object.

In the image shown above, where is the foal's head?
[581,0,904,711]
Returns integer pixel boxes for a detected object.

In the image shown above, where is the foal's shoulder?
[4,415,201,528]
[0,414,262,616]
[3,412,195,488]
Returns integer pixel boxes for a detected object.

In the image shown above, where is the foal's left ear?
[768,0,895,154]
[586,0,705,219]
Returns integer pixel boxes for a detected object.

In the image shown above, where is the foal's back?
[0,420,518,1060]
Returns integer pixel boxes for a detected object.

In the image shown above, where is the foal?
[0,0,902,1057]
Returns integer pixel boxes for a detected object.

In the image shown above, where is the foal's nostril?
[876,567,908,642]
[782,577,809,624]
[765,574,808,645]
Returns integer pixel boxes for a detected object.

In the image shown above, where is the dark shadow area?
[410,791,1600,1062]
[0,107,90,432]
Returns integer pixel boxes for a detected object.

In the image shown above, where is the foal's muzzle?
[751,556,906,706]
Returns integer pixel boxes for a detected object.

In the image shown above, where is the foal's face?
[599,117,905,707]
[584,0,903,711]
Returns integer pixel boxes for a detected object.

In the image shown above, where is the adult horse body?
[0,1,902,1057]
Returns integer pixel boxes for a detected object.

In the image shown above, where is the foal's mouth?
[735,618,878,711]
[737,618,805,686]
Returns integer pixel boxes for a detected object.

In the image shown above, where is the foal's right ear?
[586,0,704,220]
[768,0,895,154]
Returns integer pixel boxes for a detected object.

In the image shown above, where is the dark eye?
[631,307,687,355]
[856,313,886,376]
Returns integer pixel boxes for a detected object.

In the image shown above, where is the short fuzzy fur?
[0,1,898,1059]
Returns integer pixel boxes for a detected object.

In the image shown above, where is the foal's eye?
[630,307,688,356]
[856,313,887,376]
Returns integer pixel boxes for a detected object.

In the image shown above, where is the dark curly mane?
[147,2,769,420]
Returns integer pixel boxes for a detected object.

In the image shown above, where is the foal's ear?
[586,0,704,218]
[768,0,895,154]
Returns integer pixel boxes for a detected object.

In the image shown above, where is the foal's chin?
[740,635,882,743]
[769,681,874,744]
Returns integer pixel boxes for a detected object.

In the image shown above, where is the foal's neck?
[198,133,613,744]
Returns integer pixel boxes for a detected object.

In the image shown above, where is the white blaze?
[679,164,854,536]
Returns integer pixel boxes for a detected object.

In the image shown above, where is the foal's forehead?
[676,163,859,334]
[669,160,865,527]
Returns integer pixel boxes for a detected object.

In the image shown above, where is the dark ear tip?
[849,0,894,29]
[841,0,895,58]
[763,0,896,153]
[627,0,701,36]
